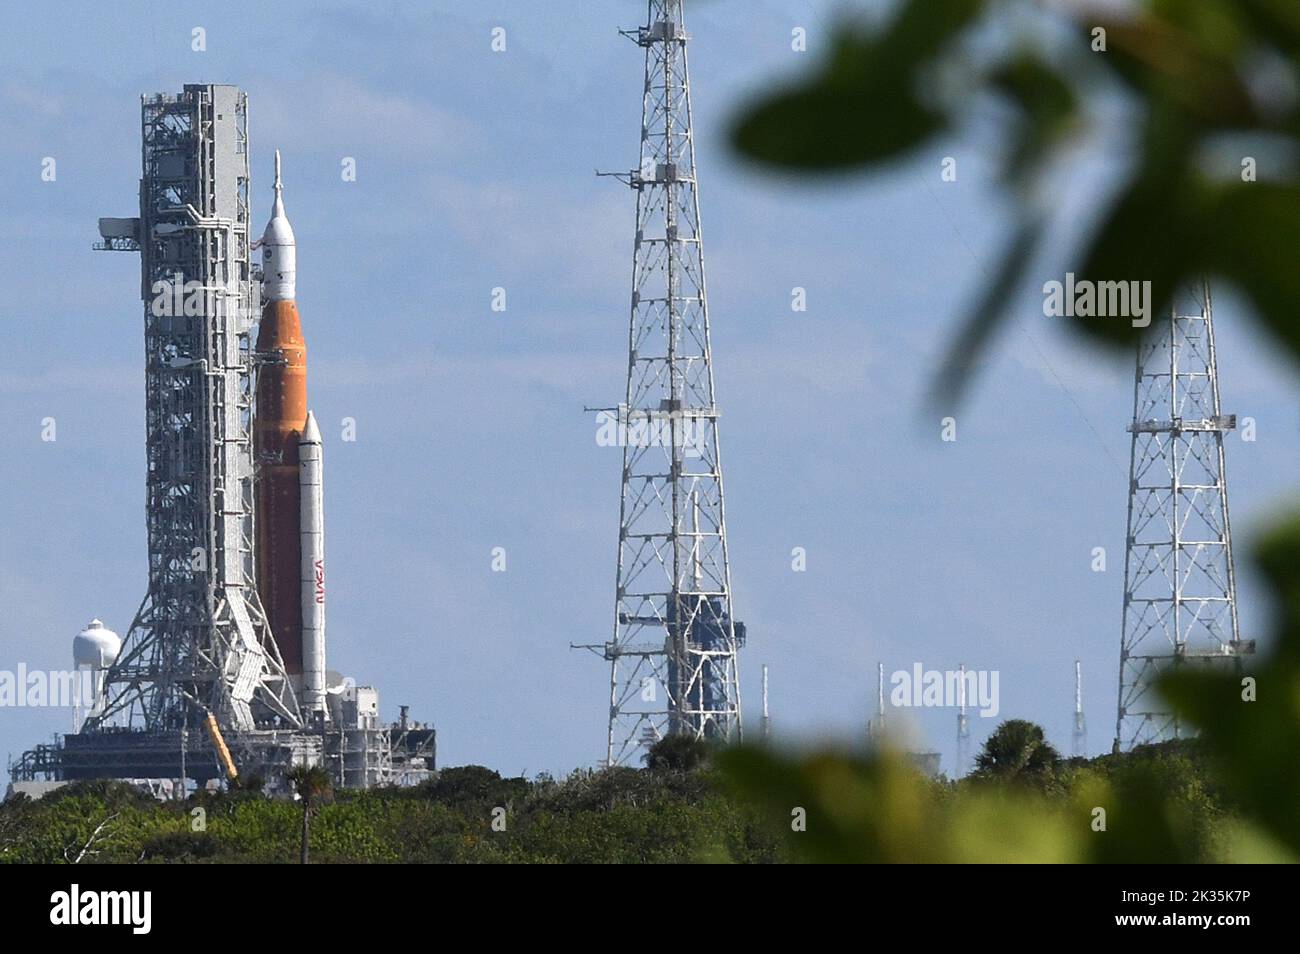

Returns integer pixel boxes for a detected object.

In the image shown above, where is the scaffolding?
[87,85,299,735]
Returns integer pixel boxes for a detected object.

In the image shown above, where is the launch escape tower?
[577,1,745,768]
[1115,283,1253,750]
[90,86,300,734]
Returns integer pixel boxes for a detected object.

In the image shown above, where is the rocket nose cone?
[299,410,322,445]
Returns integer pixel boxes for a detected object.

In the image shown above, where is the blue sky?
[1,1,1296,777]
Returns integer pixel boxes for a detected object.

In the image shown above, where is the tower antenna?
[576,0,745,767]
[1115,281,1253,749]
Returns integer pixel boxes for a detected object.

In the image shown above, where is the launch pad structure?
[11,85,433,791]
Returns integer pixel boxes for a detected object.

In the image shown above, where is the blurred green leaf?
[731,0,985,171]
[990,53,1078,181]
[1237,0,1300,57]
[1090,10,1257,129]
[1160,512,1300,853]
[1211,183,1300,364]
[1067,171,1208,349]
[723,0,1300,864]
[732,0,1300,378]
[933,215,1043,403]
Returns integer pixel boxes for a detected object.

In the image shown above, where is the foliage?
[0,736,1276,863]
[643,734,710,773]
[731,0,1300,394]
[410,764,529,811]
[0,762,776,864]
[972,719,1060,784]
[285,765,333,806]
[284,764,333,864]
[720,733,1269,864]
[724,0,1300,864]
[5,4,1299,866]
[1159,512,1300,855]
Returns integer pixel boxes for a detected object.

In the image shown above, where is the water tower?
[73,619,121,730]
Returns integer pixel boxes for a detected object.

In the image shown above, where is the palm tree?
[642,734,709,772]
[974,720,1060,783]
[284,764,333,864]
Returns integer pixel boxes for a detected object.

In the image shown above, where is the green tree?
[418,765,529,811]
[284,765,333,864]
[643,735,709,773]
[974,720,1060,783]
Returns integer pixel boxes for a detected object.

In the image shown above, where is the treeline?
[0,728,1272,863]
[0,759,781,864]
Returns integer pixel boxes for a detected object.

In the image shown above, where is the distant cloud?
[253,74,480,161]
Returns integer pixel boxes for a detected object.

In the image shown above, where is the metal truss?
[579,1,744,768]
[1115,282,1252,749]
[88,86,299,735]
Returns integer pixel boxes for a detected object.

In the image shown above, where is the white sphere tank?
[73,618,121,669]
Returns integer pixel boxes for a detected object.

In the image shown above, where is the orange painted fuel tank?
[254,299,307,674]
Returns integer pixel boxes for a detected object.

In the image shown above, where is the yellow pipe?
[204,712,239,781]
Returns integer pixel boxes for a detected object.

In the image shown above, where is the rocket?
[299,410,326,715]
[254,151,327,719]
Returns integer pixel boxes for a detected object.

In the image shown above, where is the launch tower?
[11,85,435,789]
[89,86,299,734]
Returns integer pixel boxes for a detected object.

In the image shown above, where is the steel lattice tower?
[1114,283,1251,749]
[89,86,300,735]
[582,1,745,768]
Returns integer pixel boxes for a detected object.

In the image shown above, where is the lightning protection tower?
[956,662,970,777]
[1115,282,1252,750]
[89,85,300,735]
[760,664,771,742]
[582,1,745,768]
[1072,659,1086,758]
[867,662,886,742]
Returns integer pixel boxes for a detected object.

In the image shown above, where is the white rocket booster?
[299,410,326,717]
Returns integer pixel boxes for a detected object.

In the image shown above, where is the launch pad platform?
[10,719,436,792]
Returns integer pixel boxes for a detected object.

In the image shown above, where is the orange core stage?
[254,299,307,674]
